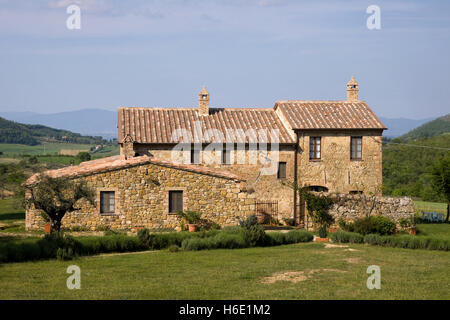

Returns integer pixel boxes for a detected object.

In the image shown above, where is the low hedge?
[0,233,147,263]
[181,229,314,251]
[331,231,450,251]
[0,228,315,263]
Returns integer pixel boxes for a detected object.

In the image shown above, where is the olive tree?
[26,175,95,232]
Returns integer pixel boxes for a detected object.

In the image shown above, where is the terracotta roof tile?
[26,155,244,185]
[275,101,387,130]
[118,107,295,144]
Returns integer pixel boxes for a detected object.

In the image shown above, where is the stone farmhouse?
[27,77,413,232]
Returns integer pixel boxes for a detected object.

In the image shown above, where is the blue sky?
[0,0,449,119]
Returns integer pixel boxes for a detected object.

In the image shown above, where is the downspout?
[293,130,299,225]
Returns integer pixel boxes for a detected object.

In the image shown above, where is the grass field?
[0,143,92,156]
[414,200,448,214]
[0,198,26,233]
[0,199,448,299]
[0,242,449,299]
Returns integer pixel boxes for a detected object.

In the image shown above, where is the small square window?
[309,137,321,160]
[277,162,287,179]
[100,191,115,214]
[350,137,362,160]
[169,191,183,214]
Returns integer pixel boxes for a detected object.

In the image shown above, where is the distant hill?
[399,114,450,140]
[0,109,117,140]
[0,109,435,139]
[0,117,106,146]
[379,117,434,138]
[382,114,450,201]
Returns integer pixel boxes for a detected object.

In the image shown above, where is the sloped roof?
[274,101,386,130]
[26,155,244,185]
[118,107,295,144]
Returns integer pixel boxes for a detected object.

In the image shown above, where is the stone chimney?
[198,86,210,115]
[347,76,359,102]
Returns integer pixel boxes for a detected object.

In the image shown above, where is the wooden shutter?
[169,191,183,213]
[100,191,115,214]
[310,137,321,159]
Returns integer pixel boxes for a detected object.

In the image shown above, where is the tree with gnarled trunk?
[26,175,95,232]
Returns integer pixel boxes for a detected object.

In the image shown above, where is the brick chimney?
[198,86,210,115]
[347,76,359,102]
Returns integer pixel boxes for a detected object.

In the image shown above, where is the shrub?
[267,232,286,246]
[239,215,259,229]
[211,233,246,249]
[341,216,397,235]
[372,216,397,235]
[318,226,327,238]
[330,231,363,243]
[304,191,334,227]
[181,237,213,251]
[364,234,381,245]
[168,245,180,252]
[284,230,314,243]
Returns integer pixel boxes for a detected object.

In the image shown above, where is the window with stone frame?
[309,137,321,160]
[169,190,183,214]
[100,191,115,214]
[277,162,287,179]
[350,136,362,160]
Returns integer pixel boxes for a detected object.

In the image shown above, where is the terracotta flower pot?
[315,237,329,243]
[188,224,198,232]
[44,223,51,233]
[409,226,417,235]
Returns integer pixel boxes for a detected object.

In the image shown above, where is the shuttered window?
[309,137,321,160]
[350,137,362,160]
[277,162,287,179]
[100,191,115,214]
[169,191,183,213]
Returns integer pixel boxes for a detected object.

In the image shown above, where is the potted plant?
[177,211,202,232]
[399,217,416,235]
[40,212,51,233]
[316,225,329,242]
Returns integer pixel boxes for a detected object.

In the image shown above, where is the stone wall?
[124,129,384,218]
[297,130,383,195]
[131,143,296,217]
[26,161,255,231]
[303,192,415,229]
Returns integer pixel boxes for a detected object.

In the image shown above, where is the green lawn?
[0,199,448,299]
[414,200,447,215]
[0,242,449,299]
[0,198,25,229]
[0,142,92,156]
[417,224,450,239]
